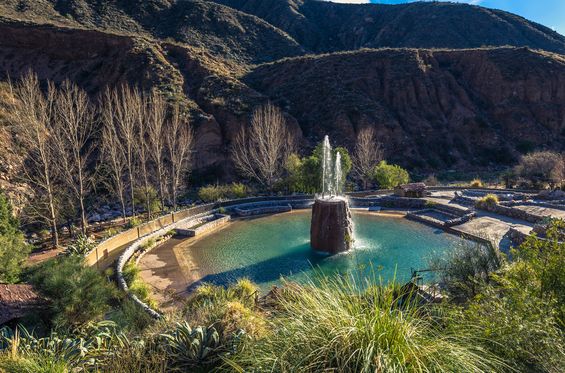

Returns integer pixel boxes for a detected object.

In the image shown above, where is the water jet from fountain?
[310,136,354,254]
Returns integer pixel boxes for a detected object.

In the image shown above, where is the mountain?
[212,0,565,54]
[245,47,565,169]
[0,0,564,183]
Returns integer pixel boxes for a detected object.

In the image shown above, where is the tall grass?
[225,273,506,372]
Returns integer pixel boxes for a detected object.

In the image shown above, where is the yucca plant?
[159,322,220,370]
[64,234,95,256]
[0,321,131,369]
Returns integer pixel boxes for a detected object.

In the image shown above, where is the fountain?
[310,136,354,254]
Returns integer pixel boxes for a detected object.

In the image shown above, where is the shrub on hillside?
[126,216,142,229]
[198,185,229,202]
[514,151,564,189]
[0,192,30,283]
[29,256,116,329]
[230,183,247,198]
[373,161,409,189]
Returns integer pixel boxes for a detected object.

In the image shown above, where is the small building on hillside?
[394,183,427,198]
[0,284,46,325]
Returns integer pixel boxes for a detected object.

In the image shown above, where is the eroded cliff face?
[0,1,564,185]
[245,48,565,170]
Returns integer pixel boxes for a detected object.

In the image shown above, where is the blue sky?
[324,0,565,35]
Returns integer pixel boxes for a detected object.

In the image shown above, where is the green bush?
[185,279,264,341]
[470,178,483,188]
[198,185,229,202]
[429,241,502,300]
[134,186,161,215]
[283,142,353,194]
[0,191,30,283]
[449,220,565,371]
[122,261,154,307]
[29,256,116,329]
[126,216,142,229]
[373,161,410,189]
[230,183,247,198]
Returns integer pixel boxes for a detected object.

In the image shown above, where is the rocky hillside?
[213,0,565,54]
[0,0,564,183]
[246,47,565,169]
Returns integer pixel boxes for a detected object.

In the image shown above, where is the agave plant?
[64,234,96,256]
[159,322,220,369]
[0,321,131,368]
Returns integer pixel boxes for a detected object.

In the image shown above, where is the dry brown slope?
[245,47,565,171]
[214,0,565,54]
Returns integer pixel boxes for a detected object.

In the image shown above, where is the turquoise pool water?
[184,210,467,290]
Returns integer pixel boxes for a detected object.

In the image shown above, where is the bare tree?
[112,85,138,217]
[353,126,383,190]
[231,103,295,190]
[131,89,153,219]
[514,151,565,189]
[165,104,193,210]
[6,72,60,247]
[100,88,128,221]
[145,91,167,212]
[52,80,96,234]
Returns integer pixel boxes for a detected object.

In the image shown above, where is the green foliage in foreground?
[433,220,565,372]
[373,160,410,189]
[29,256,116,329]
[226,275,505,373]
[0,191,30,283]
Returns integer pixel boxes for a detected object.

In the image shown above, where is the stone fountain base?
[310,198,353,254]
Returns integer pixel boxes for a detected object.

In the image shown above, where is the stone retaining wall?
[477,203,544,223]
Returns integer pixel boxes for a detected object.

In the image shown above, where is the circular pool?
[182,210,467,290]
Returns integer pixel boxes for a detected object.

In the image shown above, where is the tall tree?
[146,91,167,211]
[353,127,383,190]
[231,103,295,190]
[165,104,193,210]
[52,80,96,234]
[111,85,138,216]
[100,88,128,221]
[7,72,60,247]
[132,89,152,218]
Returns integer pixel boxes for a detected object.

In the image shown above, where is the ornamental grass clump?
[185,279,265,341]
[226,273,505,372]
[476,193,499,208]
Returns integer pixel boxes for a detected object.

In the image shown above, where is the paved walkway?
[138,237,193,310]
[512,205,565,220]
[452,211,533,251]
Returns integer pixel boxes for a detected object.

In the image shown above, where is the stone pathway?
[511,205,565,220]
[452,211,533,251]
[138,237,193,309]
